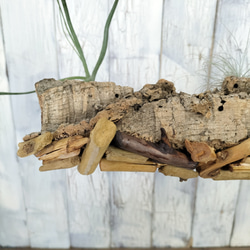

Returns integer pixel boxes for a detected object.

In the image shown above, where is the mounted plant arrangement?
[3,1,250,181]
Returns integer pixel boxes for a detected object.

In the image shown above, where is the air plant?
[203,28,250,90]
[0,0,119,95]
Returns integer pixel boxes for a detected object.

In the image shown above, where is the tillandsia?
[0,0,119,95]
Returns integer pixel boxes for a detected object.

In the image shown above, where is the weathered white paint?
[0,0,250,248]
[0,1,69,248]
[231,181,250,246]
[152,174,196,248]
[54,0,111,247]
[155,1,217,248]
[0,14,29,247]
[192,179,240,247]
[108,0,162,247]
[160,0,218,94]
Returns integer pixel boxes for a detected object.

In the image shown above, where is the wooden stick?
[78,118,116,175]
[39,156,80,171]
[159,165,198,180]
[112,129,197,169]
[200,138,250,178]
[17,132,53,157]
[105,146,148,163]
[36,135,88,157]
[213,170,250,180]
[100,159,157,172]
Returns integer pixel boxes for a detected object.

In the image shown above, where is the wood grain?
[0,1,70,248]
[108,0,163,247]
[0,14,29,247]
[54,0,111,247]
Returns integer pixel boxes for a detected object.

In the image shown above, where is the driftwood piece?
[78,118,117,175]
[200,138,250,178]
[40,156,80,171]
[17,132,53,157]
[185,139,216,163]
[36,135,89,161]
[105,146,148,163]
[213,170,250,181]
[158,165,199,180]
[230,157,250,172]
[23,132,41,141]
[100,159,157,172]
[112,129,197,169]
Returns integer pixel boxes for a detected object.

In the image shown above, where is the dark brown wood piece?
[112,128,197,169]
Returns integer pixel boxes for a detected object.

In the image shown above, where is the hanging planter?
[3,1,249,181]
[17,76,250,181]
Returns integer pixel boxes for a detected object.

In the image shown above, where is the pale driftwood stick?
[185,139,216,163]
[36,135,88,157]
[112,129,197,169]
[200,138,250,178]
[39,149,81,161]
[213,170,250,180]
[106,146,148,163]
[230,157,250,172]
[40,156,80,171]
[158,165,198,181]
[78,118,117,175]
[100,159,157,172]
[17,132,53,157]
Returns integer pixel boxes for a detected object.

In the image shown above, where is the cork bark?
[35,76,250,151]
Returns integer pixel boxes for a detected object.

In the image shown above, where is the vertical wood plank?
[209,1,250,247]
[230,181,250,246]
[108,0,163,247]
[192,179,239,247]
[160,0,218,94]
[0,12,29,247]
[193,0,250,247]
[54,0,111,247]
[0,1,70,248]
[152,174,196,247]
[155,1,217,247]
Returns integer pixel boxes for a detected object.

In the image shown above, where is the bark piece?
[185,139,216,163]
[78,118,117,175]
[36,135,88,161]
[158,165,199,180]
[106,146,148,163]
[17,132,53,157]
[100,159,157,172]
[112,129,197,169]
[35,79,133,133]
[200,138,250,178]
[40,156,80,171]
[222,76,250,94]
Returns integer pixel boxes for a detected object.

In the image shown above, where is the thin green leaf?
[59,0,90,77]
[91,0,119,80]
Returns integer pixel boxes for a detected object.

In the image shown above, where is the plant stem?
[91,0,119,80]
[60,0,90,78]
[0,90,35,95]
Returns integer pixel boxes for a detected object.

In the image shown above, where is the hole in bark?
[218,105,224,111]
[115,93,119,98]
[158,105,163,108]
[234,83,238,88]
[133,104,141,111]
[221,100,226,104]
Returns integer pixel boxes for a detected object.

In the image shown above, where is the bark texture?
[35,77,250,152]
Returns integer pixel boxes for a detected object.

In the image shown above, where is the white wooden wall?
[0,0,250,248]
